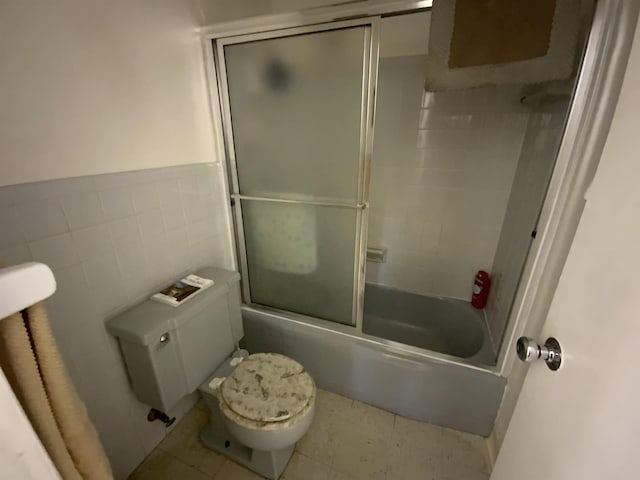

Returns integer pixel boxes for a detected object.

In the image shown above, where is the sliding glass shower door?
[217,21,375,326]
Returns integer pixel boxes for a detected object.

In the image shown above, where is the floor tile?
[330,423,389,480]
[314,390,354,422]
[282,452,331,480]
[131,389,491,480]
[194,398,209,412]
[348,400,395,438]
[158,407,225,477]
[328,469,359,480]
[129,450,211,480]
[296,396,344,464]
[214,460,264,480]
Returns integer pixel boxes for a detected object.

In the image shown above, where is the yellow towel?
[0,303,112,480]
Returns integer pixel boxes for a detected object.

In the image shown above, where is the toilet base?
[196,350,301,479]
[200,419,293,480]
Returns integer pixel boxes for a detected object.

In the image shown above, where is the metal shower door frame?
[213,17,380,330]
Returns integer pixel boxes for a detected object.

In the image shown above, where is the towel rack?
[0,262,56,321]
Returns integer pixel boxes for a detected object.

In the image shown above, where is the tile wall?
[486,99,570,349]
[0,163,233,479]
[366,55,531,300]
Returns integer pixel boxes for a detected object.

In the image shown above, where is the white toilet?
[106,267,316,480]
[199,351,316,479]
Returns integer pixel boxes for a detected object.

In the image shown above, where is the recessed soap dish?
[366,247,387,263]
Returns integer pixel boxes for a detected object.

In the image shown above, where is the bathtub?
[363,283,496,365]
[241,296,506,436]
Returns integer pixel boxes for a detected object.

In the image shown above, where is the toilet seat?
[218,353,315,430]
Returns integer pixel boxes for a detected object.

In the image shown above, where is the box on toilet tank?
[107,267,242,412]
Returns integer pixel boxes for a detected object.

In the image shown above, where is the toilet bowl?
[218,353,316,451]
[199,351,316,479]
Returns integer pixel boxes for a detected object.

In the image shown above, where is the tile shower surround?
[366,55,531,301]
[0,163,233,479]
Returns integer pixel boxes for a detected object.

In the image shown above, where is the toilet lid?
[220,353,315,423]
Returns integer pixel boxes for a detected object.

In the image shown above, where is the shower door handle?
[516,336,562,371]
[230,194,367,210]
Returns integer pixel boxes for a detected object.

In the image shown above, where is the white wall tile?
[188,218,217,245]
[44,263,104,359]
[114,235,148,282]
[0,243,32,264]
[0,163,233,479]
[137,208,166,244]
[45,177,96,198]
[184,197,209,224]
[95,171,141,190]
[368,55,529,300]
[110,216,142,248]
[161,202,187,231]
[0,205,25,249]
[132,183,160,212]
[61,192,106,230]
[72,224,113,261]
[99,188,135,220]
[178,176,199,196]
[17,200,69,241]
[29,233,78,269]
[83,250,127,315]
[157,180,181,206]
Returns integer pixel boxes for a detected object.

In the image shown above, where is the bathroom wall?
[366,56,530,300]
[486,100,570,351]
[0,1,235,478]
[0,0,216,187]
[0,164,233,479]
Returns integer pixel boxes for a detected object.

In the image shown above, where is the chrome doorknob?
[516,336,562,371]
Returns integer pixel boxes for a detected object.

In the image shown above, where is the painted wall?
[366,55,530,300]
[486,100,570,351]
[0,0,217,187]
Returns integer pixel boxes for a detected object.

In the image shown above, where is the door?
[216,20,375,327]
[491,22,640,480]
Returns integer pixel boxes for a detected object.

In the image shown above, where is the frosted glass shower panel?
[224,27,366,203]
[241,200,358,325]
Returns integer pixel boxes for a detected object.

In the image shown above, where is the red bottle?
[471,270,491,309]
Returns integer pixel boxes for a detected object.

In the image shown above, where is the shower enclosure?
[204,0,602,434]
[216,7,584,365]
[216,20,375,329]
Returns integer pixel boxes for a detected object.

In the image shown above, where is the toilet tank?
[106,267,242,412]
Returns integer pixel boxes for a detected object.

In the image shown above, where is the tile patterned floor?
[129,389,491,480]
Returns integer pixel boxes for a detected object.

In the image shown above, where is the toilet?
[106,267,316,480]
